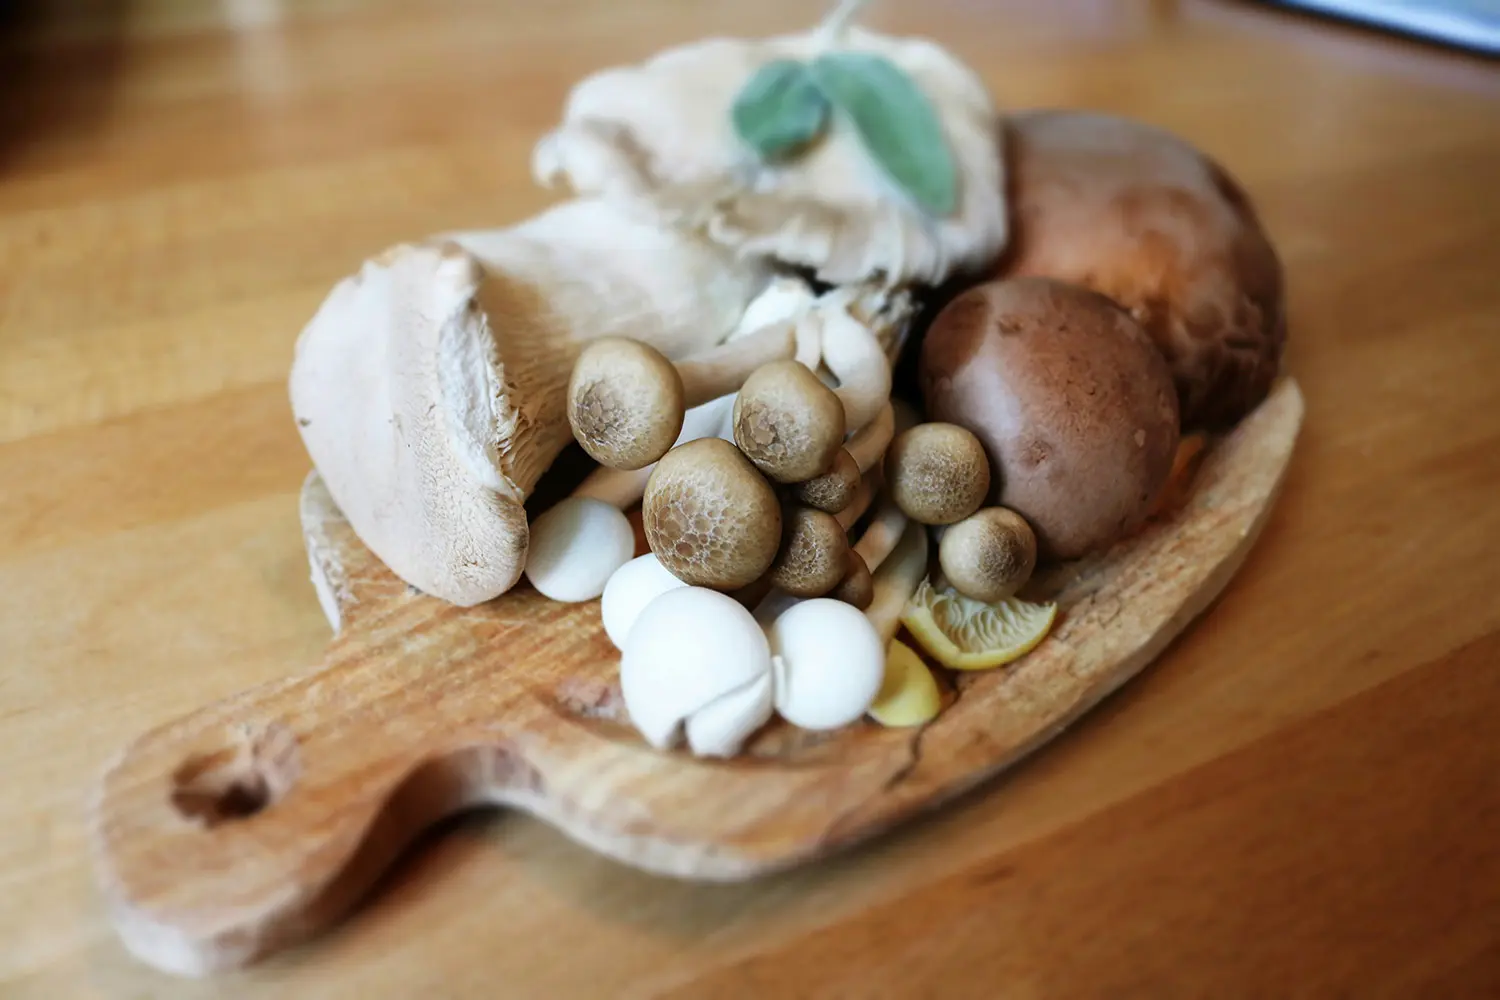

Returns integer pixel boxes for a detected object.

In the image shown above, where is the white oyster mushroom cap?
[523,497,637,603]
[534,27,1007,288]
[600,554,687,650]
[621,587,774,756]
[768,598,886,730]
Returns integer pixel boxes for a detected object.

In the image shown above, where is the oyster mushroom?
[620,587,774,756]
[533,23,1008,288]
[289,198,765,606]
[642,438,783,589]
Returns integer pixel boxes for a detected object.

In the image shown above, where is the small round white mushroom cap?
[600,553,688,650]
[767,598,886,731]
[621,587,775,756]
[523,497,637,603]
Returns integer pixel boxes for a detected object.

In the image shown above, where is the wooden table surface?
[3,1,1498,996]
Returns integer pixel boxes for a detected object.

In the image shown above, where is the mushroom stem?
[821,303,893,432]
[835,472,878,531]
[853,493,910,572]
[676,320,799,407]
[844,403,896,473]
[864,520,929,646]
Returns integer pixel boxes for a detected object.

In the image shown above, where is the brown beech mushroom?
[884,423,991,525]
[768,507,851,598]
[643,438,782,589]
[830,550,874,610]
[733,360,846,483]
[998,109,1285,429]
[570,323,796,470]
[920,277,1180,560]
[938,507,1037,603]
[791,402,896,513]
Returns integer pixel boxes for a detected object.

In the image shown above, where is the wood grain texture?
[3,2,1499,997]
[88,379,1300,976]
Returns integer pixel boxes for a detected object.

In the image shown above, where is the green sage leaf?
[732,59,832,162]
[810,51,958,216]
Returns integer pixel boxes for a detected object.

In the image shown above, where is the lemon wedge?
[868,640,942,727]
[900,578,1057,671]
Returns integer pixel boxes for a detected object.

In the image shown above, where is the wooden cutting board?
[88,378,1303,978]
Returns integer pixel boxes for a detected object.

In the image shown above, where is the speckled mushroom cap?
[920,277,1180,560]
[643,438,782,589]
[996,110,1285,429]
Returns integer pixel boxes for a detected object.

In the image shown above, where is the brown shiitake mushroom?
[733,360,846,483]
[884,423,991,526]
[939,507,1037,603]
[768,506,850,598]
[829,549,874,610]
[998,110,1285,429]
[920,277,1180,560]
[643,438,782,589]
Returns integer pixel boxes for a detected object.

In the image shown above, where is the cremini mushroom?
[919,277,1180,558]
[733,360,846,483]
[620,587,774,756]
[569,320,799,470]
[643,438,782,589]
[289,198,764,607]
[884,422,991,525]
[938,506,1037,603]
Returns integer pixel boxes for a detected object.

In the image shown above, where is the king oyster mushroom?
[533,23,1008,288]
[289,198,767,607]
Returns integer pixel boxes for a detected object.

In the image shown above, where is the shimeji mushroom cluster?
[519,303,1049,757]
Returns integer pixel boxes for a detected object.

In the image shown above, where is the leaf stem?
[816,0,870,49]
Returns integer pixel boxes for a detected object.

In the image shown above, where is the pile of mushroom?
[286,2,1288,760]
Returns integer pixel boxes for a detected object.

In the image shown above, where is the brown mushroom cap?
[792,448,861,514]
[643,438,781,589]
[997,110,1285,429]
[939,507,1037,603]
[733,360,846,483]
[568,337,686,470]
[829,549,874,610]
[884,423,991,526]
[920,277,1180,559]
[768,506,850,598]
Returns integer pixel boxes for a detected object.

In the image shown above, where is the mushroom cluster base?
[89,379,1303,979]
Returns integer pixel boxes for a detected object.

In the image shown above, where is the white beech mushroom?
[884,422,991,526]
[600,553,687,651]
[568,322,799,470]
[938,506,1038,603]
[642,438,783,589]
[532,19,1008,288]
[289,198,765,606]
[769,518,928,731]
[733,360,846,483]
[620,587,774,757]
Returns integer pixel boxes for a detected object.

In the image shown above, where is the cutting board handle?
[88,630,540,978]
